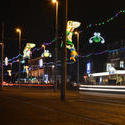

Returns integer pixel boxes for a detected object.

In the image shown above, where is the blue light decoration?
[89,32,105,44]
[87,62,91,74]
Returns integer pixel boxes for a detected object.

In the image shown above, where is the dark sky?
[0,0,125,58]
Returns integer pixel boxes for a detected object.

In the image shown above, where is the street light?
[75,31,80,85]
[16,28,21,86]
[0,43,4,87]
[52,0,58,91]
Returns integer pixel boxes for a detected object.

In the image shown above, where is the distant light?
[52,65,55,68]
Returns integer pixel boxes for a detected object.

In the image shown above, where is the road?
[0,87,125,125]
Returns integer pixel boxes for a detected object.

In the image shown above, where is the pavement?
[1,87,125,125]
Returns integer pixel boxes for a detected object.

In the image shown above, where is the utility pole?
[52,0,58,91]
[1,23,4,88]
[61,0,68,101]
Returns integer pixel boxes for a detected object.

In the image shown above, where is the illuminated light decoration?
[5,57,8,66]
[7,70,12,76]
[21,59,25,64]
[23,43,36,59]
[89,32,105,44]
[41,45,52,58]
[86,9,125,29]
[39,59,43,68]
[24,66,29,78]
[43,74,49,83]
[66,20,81,62]
[87,62,91,74]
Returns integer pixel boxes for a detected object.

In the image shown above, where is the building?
[84,40,125,85]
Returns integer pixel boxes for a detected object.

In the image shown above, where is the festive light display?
[41,45,52,58]
[87,62,91,74]
[39,59,43,68]
[5,57,8,66]
[24,66,29,78]
[87,10,125,29]
[89,32,105,44]
[7,70,12,76]
[23,43,36,59]
[66,20,81,62]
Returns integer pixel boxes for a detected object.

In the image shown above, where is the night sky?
[0,0,125,59]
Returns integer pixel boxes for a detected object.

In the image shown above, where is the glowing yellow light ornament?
[41,45,52,58]
[23,43,36,59]
[66,21,81,62]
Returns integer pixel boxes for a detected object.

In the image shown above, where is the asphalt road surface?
[1,87,125,125]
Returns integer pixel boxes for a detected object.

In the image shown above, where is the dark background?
[0,0,125,80]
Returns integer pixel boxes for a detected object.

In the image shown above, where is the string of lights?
[3,47,125,66]
[86,9,125,29]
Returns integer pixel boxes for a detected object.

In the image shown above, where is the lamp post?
[16,28,21,87]
[0,43,4,87]
[75,31,80,84]
[60,0,68,101]
[0,23,4,88]
[52,0,58,91]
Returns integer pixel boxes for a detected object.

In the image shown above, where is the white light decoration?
[24,66,29,78]
[5,57,8,66]
[7,70,12,76]
[89,32,105,44]
[39,59,43,68]
[87,62,91,74]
